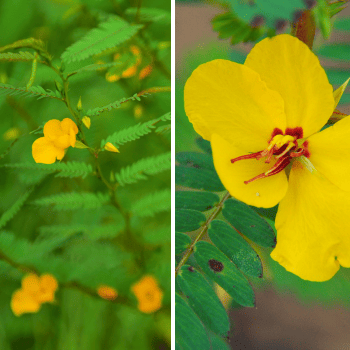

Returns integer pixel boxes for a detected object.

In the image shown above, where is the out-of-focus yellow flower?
[121,65,137,78]
[104,142,119,153]
[11,273,58,316]
[97,285,118,301]
[139,65,153,80]
[3,127,20,141]
[134,105,143,119]
[106,72,120,82]
[32,118,78,164]
[131,275,163,314]
[82,116,91,129]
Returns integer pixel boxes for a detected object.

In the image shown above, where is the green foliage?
[61,17,143,63]
[0,51,36,62]
[101,112,170,148]
[115,152,171,186]
[0,83,62,101]
[31,192,110,210]
[2,161,93,179]
[0,188,33,230]
[131,189,170,217]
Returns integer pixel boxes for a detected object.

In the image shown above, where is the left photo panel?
[0,0,171,349]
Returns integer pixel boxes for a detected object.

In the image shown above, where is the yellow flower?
[104,142,119,153]
[139,65,153,80]
[11,273,58,316]
[3,127,20,141]
[131,275,163,313]
[32,118,78,164]
[184,34,350,282]
[97,285,118,300]
[134,105,143,119]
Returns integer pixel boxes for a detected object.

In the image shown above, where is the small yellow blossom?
[131,275,163,314]
[82,116,91,129]
[106,72,120,82]
[11,273,58,316]
[3,127,20,141]
[104,142,119,153]
[32,118,78,164]
[139,65,153,80]
[121,65,137,78]
[97,285,118,301]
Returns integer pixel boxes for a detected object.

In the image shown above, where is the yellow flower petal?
[53,134,70,149]
[82,116,91,129]
[40,274,58,293]
[11,289,41,317]
[97,285,118,301]
[244,34,334,138]
[32,137,65,164]
[307,116,350,191]
[22,274,40,293]
[104,142,119,153]
[184,59,286,152]
[121,65,137,78]
[131,275,163,314]
[271,160,350,281]
[61,118,78,135]
[211,133,288,208]
[43,119,64,141]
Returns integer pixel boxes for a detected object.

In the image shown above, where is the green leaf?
[0,51,36,62]
[175,166,225,191]
[176,152,215,171]
[175,209,206,233]
[67,61,122,76]
[208,333,231,350]
[2,161,93,179]
[61,17,143,63]
[0,83,63,101]
[208,220,263,278]
[194,241,255,307]
[100,113,169,147]
[195,137,212,155]
[175,293,211,350]
[317,44,350,61]
[130,189,170,217]
[115,152,171,186]
[175,191,219,211]
[328,1,347,17]
[0,38,45,53]
[222,198,276,248]
[125,7,171,23]
[177,265,230,336]
[176,232,191,255]
[31,192,110,210]
[0,188,33,229]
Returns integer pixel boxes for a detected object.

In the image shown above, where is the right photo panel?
[175,1,350,349]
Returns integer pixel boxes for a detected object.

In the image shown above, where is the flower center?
[231,127,310,184]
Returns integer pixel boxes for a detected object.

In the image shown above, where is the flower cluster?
[131,275,163,313]
[32,118,78,164]
[105,46,152,83]
[185,34,350,282]
[11,273,58,316]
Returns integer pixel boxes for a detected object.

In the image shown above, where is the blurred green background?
[0,0,171,349]
[176,0,350,348]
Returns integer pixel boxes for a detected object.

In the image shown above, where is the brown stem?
[291,9,316,49]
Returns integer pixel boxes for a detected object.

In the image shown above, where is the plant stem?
[175,191,231,277]
[291,9,316,49]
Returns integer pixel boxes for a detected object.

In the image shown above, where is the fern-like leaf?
[39,223,124,240]
[86,93,143,116]
[2,161,93,179]
[0,84,63,101]
[131,189,171,217]
[61,17,143,63]
[31,192,110,210]
[0,188,34,229]
[0,51,36,62]
[101,112,171,148]
[0,38,45,53]
[115,152,171,186]
[67,61,122,77]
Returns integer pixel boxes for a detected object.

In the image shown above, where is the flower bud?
[104,142,119,153]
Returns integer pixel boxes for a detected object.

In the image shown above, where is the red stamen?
[244,155,291,184]
[289,148,304,158]
[285,127,303,139]
[231,151,263,163]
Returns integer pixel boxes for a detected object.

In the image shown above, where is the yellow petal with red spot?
[244,34,334,138]
[184,59,286,152]
[271,160,350,281]
[211,133,288,208]
[11,289,41,316]
[32,137,65,164]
